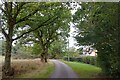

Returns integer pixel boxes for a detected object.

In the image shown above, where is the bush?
[79,56,97,66]
[63,56,68,61]
[63,56,97,66]
[63,56,76,61]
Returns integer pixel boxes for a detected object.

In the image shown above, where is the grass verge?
[61,60,102,78]
[12,59,54,78]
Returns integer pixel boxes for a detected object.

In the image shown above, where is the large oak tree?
[0,2,62,77]
[19,3,71,62]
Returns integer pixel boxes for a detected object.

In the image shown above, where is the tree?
[0,2,61,77]
[23,5,71,62]
[49,38,67,59]
[76,48,83,55]
[32,43,42,56]
[17,3,71,62]
[0,39,5,55]
[73,3,120,77]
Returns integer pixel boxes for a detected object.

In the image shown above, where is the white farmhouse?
[82,47,97,56]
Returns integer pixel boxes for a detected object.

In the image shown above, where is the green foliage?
[76,48,83,55]
[12,45,34,59]
[63,56,97,66]
[73,3,120,77]
[80,56,97,66]
[49,39,67,59]
[1,2,72,76]
[32,43,42,55]
[67,47,80,58]
[18,2,71,61]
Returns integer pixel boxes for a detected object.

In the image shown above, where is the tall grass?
[12,59,54,78]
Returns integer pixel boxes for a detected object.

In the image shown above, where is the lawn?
[61,60,102,78]
[12,59,54,78]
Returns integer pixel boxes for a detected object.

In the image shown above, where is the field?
[13,59,54,78]
[0,56,54,78]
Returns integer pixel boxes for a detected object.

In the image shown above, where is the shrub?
[79,56,97,66]
[63,56,97,66]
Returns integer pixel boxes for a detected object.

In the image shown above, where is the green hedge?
[63,56,97,66]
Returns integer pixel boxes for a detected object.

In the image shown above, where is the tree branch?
[5,2,9,18]
[12,16,59,41]
[21,38,39,44]
[49,39,55,46]
[44,32,59,48]
[14,3,27,19]
[1,28,9,40]
[0,7,6,14]
[15,7,39,24]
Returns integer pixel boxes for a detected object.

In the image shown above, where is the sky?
[68,22,78,48]
[68,2,81,49]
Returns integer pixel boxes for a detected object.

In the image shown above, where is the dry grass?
[12,59,43,76]
[0,57,54,78]
[18,61,54,78]
[11,58,54,78]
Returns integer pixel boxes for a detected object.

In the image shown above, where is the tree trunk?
[41,49,48,63]
[45,55,47,63]
[41,53,44,62]
[2,40,13,78]
[44,49,48,63]
[2,18,14,78]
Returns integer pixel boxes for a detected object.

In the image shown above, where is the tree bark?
[2,40,13,78]
[41,53,44,62]
[41,48,48,63]
[44,55,47,63]
[44,48,48,63]
[2,14,14,78]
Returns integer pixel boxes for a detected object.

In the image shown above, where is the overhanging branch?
[14,3,27,19]
[21,38,39,44]
[12,16,59,41]
[15,7,39,24]
[0,7,6,14]
[1,28,9,40]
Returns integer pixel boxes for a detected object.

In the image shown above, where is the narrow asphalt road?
[50,60,79,78]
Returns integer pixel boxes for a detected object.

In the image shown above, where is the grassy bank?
[61,60,102,78]
[13,59,54,78]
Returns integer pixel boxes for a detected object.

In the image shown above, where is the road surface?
[50,60,79,78]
